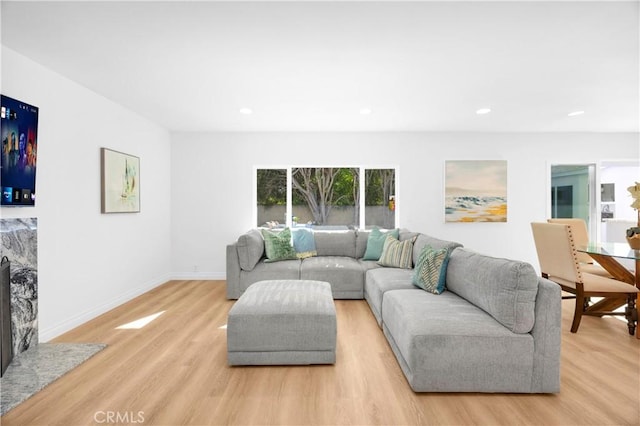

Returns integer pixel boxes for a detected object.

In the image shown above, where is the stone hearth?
[0,218,38,357]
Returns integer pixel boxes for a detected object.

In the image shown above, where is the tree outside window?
[256,169,286,227]
[256,167,396,229]
[292,168,358,227]
[365,169,396,229]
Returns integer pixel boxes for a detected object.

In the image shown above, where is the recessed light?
[239,108,253,115]
[568,111,584,117]
[476,108,491,115]
[360,108,372,115]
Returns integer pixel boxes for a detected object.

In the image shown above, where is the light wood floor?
[2,280,639,425]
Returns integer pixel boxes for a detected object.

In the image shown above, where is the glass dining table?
[577,242,640,338]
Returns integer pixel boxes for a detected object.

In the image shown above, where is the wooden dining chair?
[547,218,612,278]
[531,222,638,334]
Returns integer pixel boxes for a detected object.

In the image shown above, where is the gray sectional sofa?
[226,228,561,393]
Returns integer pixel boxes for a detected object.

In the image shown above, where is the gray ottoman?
[227,280,337,366]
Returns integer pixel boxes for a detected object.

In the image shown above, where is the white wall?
[1,47,172,341]
[601,163,640,221]
[4,46,637,338]
[170,132,639,278]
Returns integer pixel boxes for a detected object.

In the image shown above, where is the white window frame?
[254,165,399,229]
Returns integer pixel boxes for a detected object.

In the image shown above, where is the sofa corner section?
[226,243,242,299]
[529,277,562,393]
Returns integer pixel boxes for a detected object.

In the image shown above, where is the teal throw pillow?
[377,234,417,269]
[363,227,400,260]
[412,245,450,294]
[260,228,297,262]
[292,228,317,259]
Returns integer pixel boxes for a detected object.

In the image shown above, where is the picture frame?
[444,160,507,223]
[601,183,615,202]
[601,203,615,219]
[100,148,140,213]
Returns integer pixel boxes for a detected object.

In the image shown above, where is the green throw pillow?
[412,245,450,294]
[260,228,297,262]
[377,234,417,269]
[363,227,400,260]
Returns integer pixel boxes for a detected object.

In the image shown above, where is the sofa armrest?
[529,277,562,393]
[226,243,242,299]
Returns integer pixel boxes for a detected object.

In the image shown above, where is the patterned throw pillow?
[260,228,297,262]
[363,227,400,260]
[412,245,450,294]
[377,234,417,269]
[292,228,317,259]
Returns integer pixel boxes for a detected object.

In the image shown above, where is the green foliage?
[258,167,396,226]
[332,168,357,206]
[291,168,357,206]
[365,169,395,205]
[256,169,286,205]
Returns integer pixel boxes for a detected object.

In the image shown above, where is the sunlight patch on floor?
[116,311,166,329]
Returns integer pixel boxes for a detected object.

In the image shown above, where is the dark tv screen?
[1,95,39,206]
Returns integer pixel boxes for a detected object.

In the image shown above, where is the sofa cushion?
[412,245,450,294]
[355,230,370,259]
[382,289,535,392]
[446,248,539,334]
[292,228,317,259]
[399,229,420,242]
[359,259,382,273]
[261,228,297,262]
[300,256,364,298]
[363,228,400,260]
[238,259,301,296]
[378,235,417,269]
[314,231,357,257]
[412,234,463,267]
[237,229,265,271]
[364,267,416,326]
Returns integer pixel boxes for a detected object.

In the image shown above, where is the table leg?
[582,253,639,334]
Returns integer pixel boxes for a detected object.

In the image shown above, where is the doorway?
[550,164,597,238]
[600,160,640,243]
[550,161,640,243]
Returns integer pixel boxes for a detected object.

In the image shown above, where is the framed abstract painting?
[101,148,140,213]
[444,160,507,223]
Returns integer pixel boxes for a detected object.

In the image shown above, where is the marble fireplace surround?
[0,218,38,357]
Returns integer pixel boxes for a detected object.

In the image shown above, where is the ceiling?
[1,1,639,133]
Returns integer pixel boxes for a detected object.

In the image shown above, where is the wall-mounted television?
[1,95,39,206]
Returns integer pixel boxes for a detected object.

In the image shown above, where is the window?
[292,167,358,228]
[365,169,396,229]
[256,167,396,229]
[256,169,287,227]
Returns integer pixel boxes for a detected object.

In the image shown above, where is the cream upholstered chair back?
[547,218,592,264]
[531,222,583,284]
[532,222,638,334]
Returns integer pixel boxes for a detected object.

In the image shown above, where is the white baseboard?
[39,273,171,343]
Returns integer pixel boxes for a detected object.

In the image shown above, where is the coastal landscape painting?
[445,160,507,222]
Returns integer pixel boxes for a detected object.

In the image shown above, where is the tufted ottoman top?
[227,280,337,365]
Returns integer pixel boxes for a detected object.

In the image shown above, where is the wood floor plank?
[2,280,639,425]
